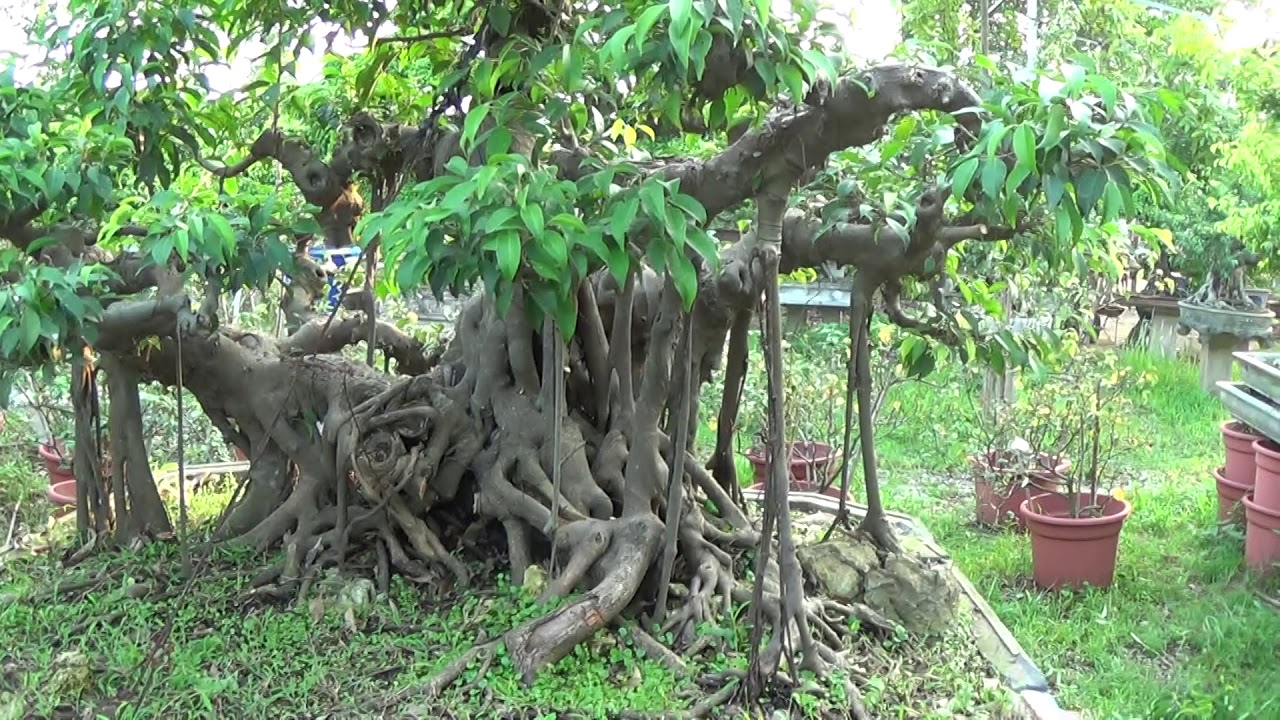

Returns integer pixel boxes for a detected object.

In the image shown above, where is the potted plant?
[967,393,1070,530]
[745,365,841,495]
[1021,358,1145,590]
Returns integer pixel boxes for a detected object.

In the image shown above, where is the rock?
[50,651,92,697]
[800,537,961,637]
[334,578,376,614]
[863,554,959,637]
[798,538,879,601]
[522,565,548,597]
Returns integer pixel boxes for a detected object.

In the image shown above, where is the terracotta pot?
[970,452,1070,529]
[1213,466,1251,524]
[36,440,73,486]
[1221,421,1263,485]
[746,441,838,484]
[47,479,76,506]
[1243,493,1280,574]
[1021,491,1133,590]
[1251,439,1280,511]
[747,480,844,499]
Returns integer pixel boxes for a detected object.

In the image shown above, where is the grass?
[869,347,1280,719]
[0,419,1016,718]
[2,331,1278,718]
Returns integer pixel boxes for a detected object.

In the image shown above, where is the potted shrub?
[1021,358,1145,590]
[745,332,844,497]
[36,438,73,486]
[966,391,1070,530]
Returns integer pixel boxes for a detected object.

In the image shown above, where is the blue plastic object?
[306,246,365,308]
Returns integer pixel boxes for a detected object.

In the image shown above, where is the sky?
[0,0,1275,92]
[0,0,899,91]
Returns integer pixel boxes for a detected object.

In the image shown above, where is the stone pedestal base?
[1201,333,1239,393]
[1149,309,1181,359]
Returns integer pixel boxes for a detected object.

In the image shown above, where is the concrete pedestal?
[1149,308,1181,359]
[1201,333,1239,393]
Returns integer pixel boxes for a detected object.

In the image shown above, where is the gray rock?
[798,539,879,601]
[863,554,959,637]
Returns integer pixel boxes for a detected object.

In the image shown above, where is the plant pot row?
[1216,420,1280,573]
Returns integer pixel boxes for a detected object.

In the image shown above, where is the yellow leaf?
[622,124,638,147]
[608,118,625,140]
[877,326,893,344]
[637,124,656,141]
[1111,487,1128,502]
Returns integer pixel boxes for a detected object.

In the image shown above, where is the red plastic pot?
[746,441,838,484]
[1250,439,1280,512]
[47,479,76,506]
[36,440,72,486]
[1222,421,1263,485]
[1021,491,1133,590]
[1213,466,1251,523]
[971,452,1070,529]
[1243,493,1280,574]
[747,480,844,499]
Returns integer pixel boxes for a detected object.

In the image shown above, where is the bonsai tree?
[1150,180,1267,311]
[0,0,1178,705]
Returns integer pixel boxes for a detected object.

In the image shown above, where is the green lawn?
[870,348,1280,719]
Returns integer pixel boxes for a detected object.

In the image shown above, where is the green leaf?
[554,291,578,339]
[462,103,492,151]
[639,183,665,224]
[19,310,39,354]
[636,4,668,40]
[980,161,1007,200]
[669,0,693,34]
[801,49,838,83]
[1012,125,1037,175]
[669,192,706,223]
[1102,181,1124,222]
[1046,169,1067,209]
[487,231,522,281]
[520,203,546,238]
[686,228,719,266]
[1038,105,1067,149]
[1054,204,1072,243]
[667,250,699,311]
[489,4,513,34]
[951,158,979,197]
[778,63,805,103]
[482,207,520,233]
[609,196,638,244]
[1074,169,1107,217]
